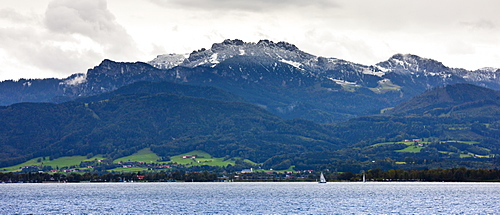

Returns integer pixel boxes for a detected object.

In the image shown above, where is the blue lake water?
[1,182,499,214]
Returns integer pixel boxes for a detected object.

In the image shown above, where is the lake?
[1,182,499,214]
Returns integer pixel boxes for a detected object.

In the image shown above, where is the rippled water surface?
[1,182,499,214]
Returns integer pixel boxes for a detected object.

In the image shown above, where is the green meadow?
[1,155,105,172]
[169,150,238,167]
[107,167,149,173]
[113,148,161,163]
[2,148,259,173]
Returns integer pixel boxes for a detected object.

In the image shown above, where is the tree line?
[333,167,500,182]
[2,167,500,183]
[0,171,218,183]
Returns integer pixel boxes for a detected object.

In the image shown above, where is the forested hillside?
[0,81,342,168]
[1,82,500,172]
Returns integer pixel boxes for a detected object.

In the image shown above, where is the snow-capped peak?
[478,67,499,73]
[146,40,500,90]
[148,39,317,70]
[376,53,448,74]
[148,53,189,70]
[148,39,386,78]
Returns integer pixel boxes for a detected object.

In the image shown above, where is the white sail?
[319,172,326,183]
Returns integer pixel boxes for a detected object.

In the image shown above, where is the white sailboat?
[319,172,326,183]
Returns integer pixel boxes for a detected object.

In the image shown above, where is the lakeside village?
[13,139,429,175]
[3,166,500,183]
[6,154,321,183]
[5,163,500,183]
[4,139,500,182]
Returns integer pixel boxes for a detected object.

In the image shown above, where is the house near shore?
[241,168,253,173]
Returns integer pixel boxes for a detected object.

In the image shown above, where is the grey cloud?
[44,0,115,35]
[44,0,140,60]
[461,20,497,30]
[150,0,338,12]
[0,27,101,77]
[0,0,143,81]
[0,8,34,22]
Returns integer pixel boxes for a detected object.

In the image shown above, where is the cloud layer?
[0,0,139,81]
[1,0,499,81]
[44,0,139,59]
[152,0,338,12]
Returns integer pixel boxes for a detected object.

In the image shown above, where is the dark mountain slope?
[330,84,500,143]
[0,102,99,166]
[75,81,245,103]
[0,82,343,167]
[387,83,500,116]
[180,55,394,122]
[0,78,68,105]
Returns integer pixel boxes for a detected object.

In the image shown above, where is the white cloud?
[0,0,142,81]
[44,0,140,60]
[151,0,339,12]
[0,8,34,23]
[1,0,500,81]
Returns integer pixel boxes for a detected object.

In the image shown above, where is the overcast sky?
[1,0,499,81]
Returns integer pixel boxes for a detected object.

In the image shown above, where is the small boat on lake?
[319,172,326,183]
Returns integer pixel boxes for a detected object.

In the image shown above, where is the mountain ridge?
[1,39,499,122]
[2,81,500,171]
[386,83,500,116]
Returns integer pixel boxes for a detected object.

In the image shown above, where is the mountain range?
[1,39,499,123]
[1,39,500,171]
[0,80,499,171]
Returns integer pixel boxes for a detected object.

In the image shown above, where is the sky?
[1,0,499,81]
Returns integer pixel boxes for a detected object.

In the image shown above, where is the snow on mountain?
[375,54,499,83]
[151,39,319,70]
[376,54,449,75]
[479,67,499,73]
[2,39,500,110]
[279,59,303,70]
[146,40,500,93]
[148,39,386,81]
[148,53,188,69]
[452,68,499,83]
[372,53,500,91]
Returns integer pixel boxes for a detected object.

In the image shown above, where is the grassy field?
[372,141,428,153]
[113,148,161,163]
[396,145,425,153]
[107,167,149,173]
[243,159,258,165]
[1,155,105,172]
[2,148,257,173]
[372,140,492,160]
[112,149,257,167]
[169,150,237,167]
[442,140,479,145]
[369,80,402,94]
